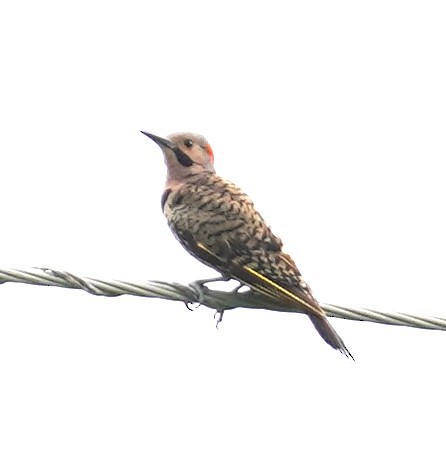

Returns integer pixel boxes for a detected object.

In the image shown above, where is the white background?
[1,1,445,460]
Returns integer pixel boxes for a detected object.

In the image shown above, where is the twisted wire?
[0,267,445,331]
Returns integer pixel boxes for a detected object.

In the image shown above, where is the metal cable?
[1,267,445,331]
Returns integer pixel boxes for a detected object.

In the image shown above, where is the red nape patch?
[205,144,214,164]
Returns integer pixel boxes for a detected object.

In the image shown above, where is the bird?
[141,131,353,359]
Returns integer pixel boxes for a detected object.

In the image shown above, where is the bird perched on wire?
[142,131,353,359]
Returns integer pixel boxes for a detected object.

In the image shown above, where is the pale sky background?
[1,1,445,460]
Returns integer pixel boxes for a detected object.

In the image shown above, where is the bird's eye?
[184,139,193,148]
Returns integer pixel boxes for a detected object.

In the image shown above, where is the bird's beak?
[141,131,176,150]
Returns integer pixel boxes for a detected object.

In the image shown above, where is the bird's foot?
[214,309,224,328]
[184,282,205,311]
[188,276,230,305]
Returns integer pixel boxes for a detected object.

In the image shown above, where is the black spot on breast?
[161,188,172,210]
[172,192,184,206]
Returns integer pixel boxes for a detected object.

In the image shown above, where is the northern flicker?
[142,131,353,359]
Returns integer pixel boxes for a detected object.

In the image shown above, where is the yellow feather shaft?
[197,242,320,315]
[244,266,317,312]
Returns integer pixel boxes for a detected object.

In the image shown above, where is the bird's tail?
[309,314,354,360]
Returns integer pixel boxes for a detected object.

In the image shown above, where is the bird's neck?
[165,169,214,190]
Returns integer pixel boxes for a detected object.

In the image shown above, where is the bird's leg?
[231,281,247,293]
[189,276,230,303]
[189,277,240,326]
[187,276,230,308]
[212,282,250,323]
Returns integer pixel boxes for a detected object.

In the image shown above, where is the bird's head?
[141,131,215,183]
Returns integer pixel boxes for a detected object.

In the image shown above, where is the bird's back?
[163,171,322,312]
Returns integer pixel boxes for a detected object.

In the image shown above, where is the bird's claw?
[187,277,232,322]
[188,280,211,305]
[184,301,199,311]
[214,309,224,328]
[184,283,207,311]
[188,276,230,305]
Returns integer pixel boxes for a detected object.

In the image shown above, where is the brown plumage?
[142,131,353,359]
